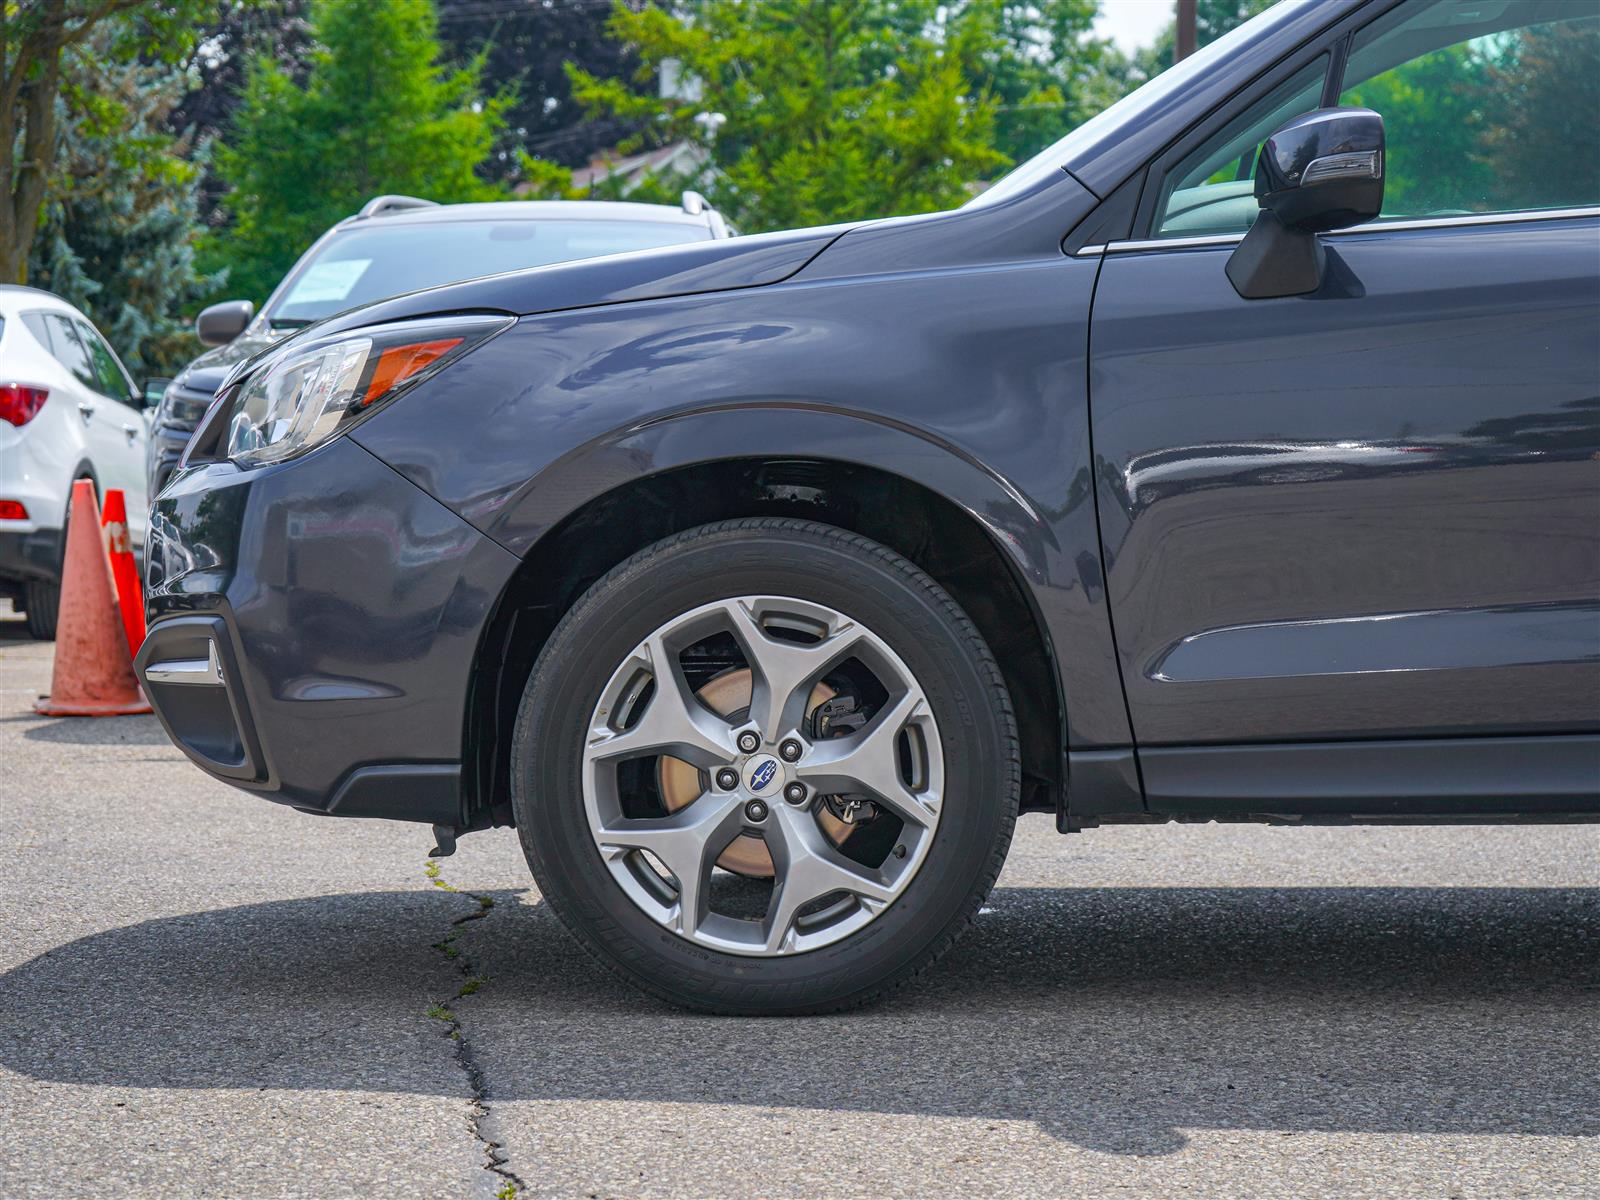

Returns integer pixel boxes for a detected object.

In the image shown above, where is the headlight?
[224,314,509,467]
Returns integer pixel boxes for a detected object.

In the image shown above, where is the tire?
[23,579,59,641]
[511,518,1019,1014]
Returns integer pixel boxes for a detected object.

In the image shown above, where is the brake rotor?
[658,668,854,877]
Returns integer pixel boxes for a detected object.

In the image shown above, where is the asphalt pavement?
[2,607,1596,1199]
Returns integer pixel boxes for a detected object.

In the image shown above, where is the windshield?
[264,218,713,324]
[968,0,1319,208]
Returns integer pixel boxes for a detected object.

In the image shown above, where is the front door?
[1088,0,1600,747]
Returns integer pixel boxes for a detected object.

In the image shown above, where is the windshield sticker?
[285,259,371,305]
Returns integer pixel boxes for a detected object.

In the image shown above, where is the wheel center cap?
[744,754,783,797]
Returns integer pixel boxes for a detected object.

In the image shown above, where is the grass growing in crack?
[424,858,524,1198]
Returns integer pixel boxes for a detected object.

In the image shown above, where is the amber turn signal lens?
[361,338,463,406]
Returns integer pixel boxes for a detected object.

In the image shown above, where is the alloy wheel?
[582,595,944,956]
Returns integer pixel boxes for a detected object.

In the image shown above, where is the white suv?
[0,287,149,638]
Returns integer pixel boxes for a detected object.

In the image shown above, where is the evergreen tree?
[29,25,223,377]
[207,0,513,302]
[435,0,648,175]
[168,0,315,225]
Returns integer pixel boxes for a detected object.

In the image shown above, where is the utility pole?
[1176,0,1198,62]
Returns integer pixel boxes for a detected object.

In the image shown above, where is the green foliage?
[28,25,224,377]
[1345,20,1599,217]
[570,0,1013,234]
[1482,22,1600,213]
[910,0,1120,164]
[206,0,514,302]
[1344,45,1493,215]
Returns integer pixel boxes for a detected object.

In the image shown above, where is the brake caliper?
[811,694,878,825]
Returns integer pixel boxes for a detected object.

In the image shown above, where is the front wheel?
[512,518,1019,1014]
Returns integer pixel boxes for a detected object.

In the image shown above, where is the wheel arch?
[462,410,1067,827]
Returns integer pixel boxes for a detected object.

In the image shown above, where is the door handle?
[123,423,139,443]
[77,401,95,423]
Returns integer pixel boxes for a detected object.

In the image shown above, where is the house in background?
[568,140,708,195]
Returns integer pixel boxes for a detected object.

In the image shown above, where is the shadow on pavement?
[8,713,172,746]
[2,885,1595,1153]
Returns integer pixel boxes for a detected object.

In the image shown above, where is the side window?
[44,314,98,391]
[20,311,54,354]
[1340,0,1600,219]
[75,320,136,403]
[1155,56,1330,238]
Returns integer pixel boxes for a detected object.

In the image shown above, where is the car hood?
[175,328,281,396]
[305,223,852,339]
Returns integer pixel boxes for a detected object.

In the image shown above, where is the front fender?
[352,257,1130,747]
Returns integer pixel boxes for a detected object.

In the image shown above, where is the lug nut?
[783,781,808,805]
[737,730,761,754]
[715,767,740,791]
[744,798,769,823]
[779,739,802,762]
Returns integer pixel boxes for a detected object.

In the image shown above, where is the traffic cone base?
[34,692,153,718]
[34,479,151,718]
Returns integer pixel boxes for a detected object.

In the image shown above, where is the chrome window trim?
[1075,205,1600,257]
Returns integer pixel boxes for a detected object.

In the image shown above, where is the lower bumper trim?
[326,763,462,825]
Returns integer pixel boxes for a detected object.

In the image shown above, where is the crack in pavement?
[424,860,526,1200]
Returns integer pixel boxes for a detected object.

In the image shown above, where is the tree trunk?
[0,5,70,285]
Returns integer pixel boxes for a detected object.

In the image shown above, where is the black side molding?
[1141,735,1600,819]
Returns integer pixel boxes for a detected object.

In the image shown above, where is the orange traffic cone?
[34,479,151,717]
[101,488,146,657]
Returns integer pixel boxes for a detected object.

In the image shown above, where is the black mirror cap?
[1256,107,1385,233]
[195,300,255,347]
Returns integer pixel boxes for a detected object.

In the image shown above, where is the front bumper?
[136,436,520,822]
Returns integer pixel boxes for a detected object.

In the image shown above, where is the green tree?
[29,24,223,377]
[570,0,1008,234]
[924,0,1122,164]
[1345,17,1599,217]
[1478,20,1599,213]
[0,0,210,282]
[208,0,512,302]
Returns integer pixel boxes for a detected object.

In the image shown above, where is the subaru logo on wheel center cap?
[745,756,781,795]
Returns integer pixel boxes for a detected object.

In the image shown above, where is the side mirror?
[195,300,254,347]
[141,377,172,410]
[1226,107,1384,300]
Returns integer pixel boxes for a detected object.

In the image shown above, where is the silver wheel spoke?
[725,599,864,743]
[596,793,745,938]
[587,634,736,769]
[795,691,939,828]
[763,801,897,953]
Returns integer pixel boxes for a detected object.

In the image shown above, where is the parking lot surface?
[2,613,1596,1199]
